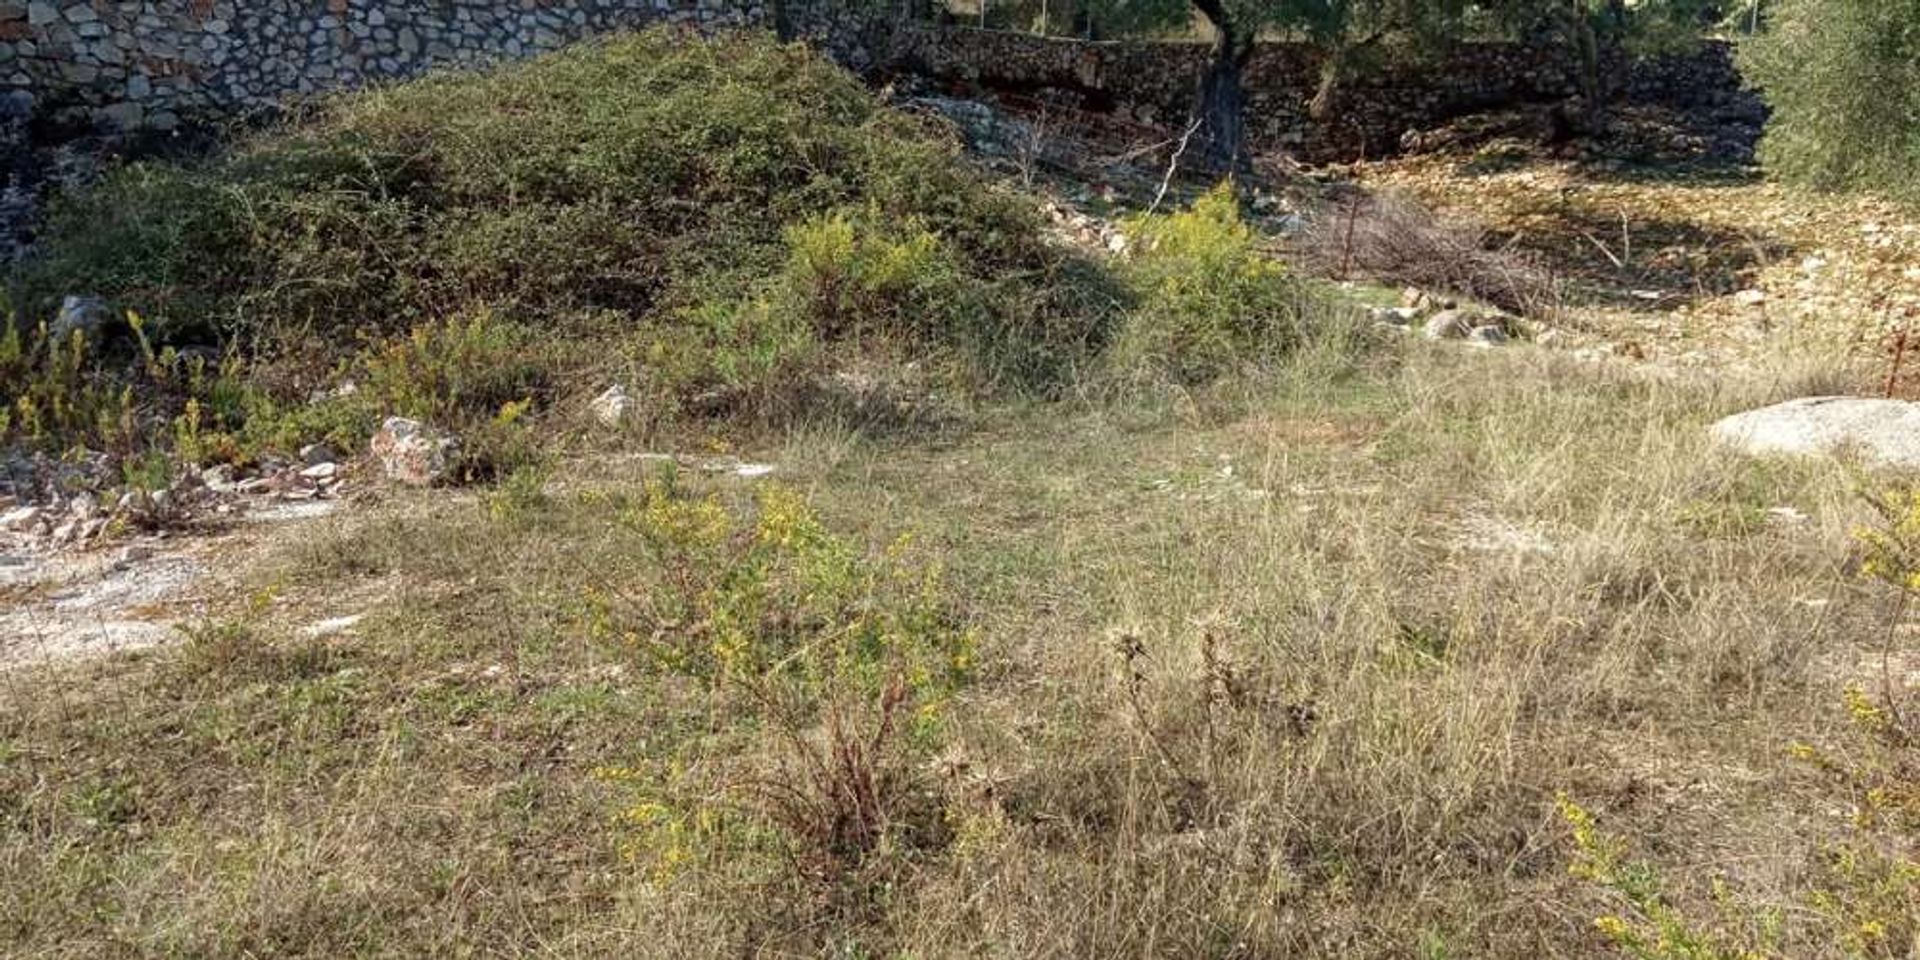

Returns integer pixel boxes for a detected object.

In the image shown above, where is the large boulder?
[370,417,458,486]
[1710,397,1920,470]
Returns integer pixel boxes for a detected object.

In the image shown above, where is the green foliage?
[1856,484,1920,593]
[583,477,973,701]
[1107,183,1331,383]
[14,32,1063,363]
[9,30,1106,469]
[1740,0,1920,202]
[0,323,136,455]
[1559,794,1780,959]
[358,310,546,428]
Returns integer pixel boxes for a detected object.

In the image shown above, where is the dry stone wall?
[0,2,1750,155]
[0,0,811,131]
[889,26,1754,162]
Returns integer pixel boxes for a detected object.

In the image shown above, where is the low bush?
[583,477,972,886]
[12,31,1086,388]
[6,30,1129,472]
[1107,183,1346,384]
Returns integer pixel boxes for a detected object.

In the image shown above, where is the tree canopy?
[1738,0,1920,202]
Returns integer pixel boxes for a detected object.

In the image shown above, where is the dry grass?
[0,340,1912,957]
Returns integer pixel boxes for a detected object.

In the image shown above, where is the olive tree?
[1085,0,1472,171]
[1738,0,1920,200]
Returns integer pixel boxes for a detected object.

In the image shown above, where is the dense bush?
[1739,0,1920,202]
[12,31,1090,391]
[1107,184,1339,384]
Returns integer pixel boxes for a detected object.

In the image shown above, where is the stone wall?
[0,2,1752,154]
[887,26,1753,161]
[0,0,812,131]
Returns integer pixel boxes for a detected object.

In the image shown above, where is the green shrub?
[1107,183,1333,384]
[1739,0,1920,202]
[0,323,137,455]
[13,32,1076,376]
[582,478,973,881]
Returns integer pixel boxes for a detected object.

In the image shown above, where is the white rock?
[303,614,364,638]
[590,384,634,428]
[0,505,41,532]
[1423,310,1470,340]
[1711,397,1920,471]
[300,462,338,481]
[1733,289,1768,308]
[1467,325,1510,347]
[370,417,457,486]
[200,464,236,489]
[50,295,114,342]
[299,443,338,466]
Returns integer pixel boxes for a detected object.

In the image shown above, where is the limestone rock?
[1710,397,1920,471]
[1423,310,1470,340]
[0,504,40,532]
[50,295,114,343]
[590,384,633,428]
[370,417,457,486]
[1467,324,1510,346]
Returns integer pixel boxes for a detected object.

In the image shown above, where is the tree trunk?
[1190,0,1254,175]
[771,0,795,42]
[1553,3,1607,135]
[1308,46,1345,123]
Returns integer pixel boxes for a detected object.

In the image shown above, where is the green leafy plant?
[1108,182,1325,383]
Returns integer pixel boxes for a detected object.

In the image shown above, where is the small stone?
[1422,310,1470,340]
[370,417,457,486]
[0,505,40,531]
[300,462,338,480]
[50,295,114,343]
[1733,289,1768,308]
[303,614,364,638]
[590,384,633,428]
[1467,325,1510,346]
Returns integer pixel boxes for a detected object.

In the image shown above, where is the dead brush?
[1300,188,1562,319]
[1114,627,1317,832]
[746,675,927,882]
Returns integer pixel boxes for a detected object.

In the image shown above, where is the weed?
[580,477,971,886]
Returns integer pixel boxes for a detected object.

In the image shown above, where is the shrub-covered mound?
[11,31,1106,432]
